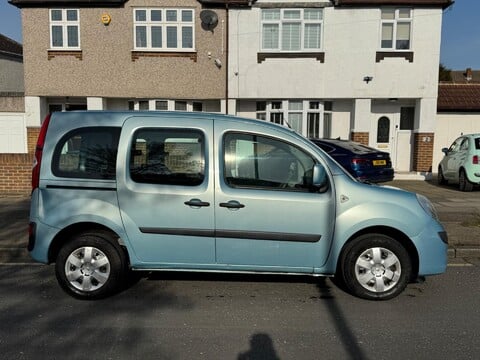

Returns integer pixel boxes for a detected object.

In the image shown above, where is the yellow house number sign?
[101,13,111,25]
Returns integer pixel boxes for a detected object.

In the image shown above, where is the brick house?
[4,0,453,193]
[0,34,32,193]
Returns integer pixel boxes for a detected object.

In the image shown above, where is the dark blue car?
[310,138,394,183]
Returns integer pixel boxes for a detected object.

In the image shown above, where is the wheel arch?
[48,222,129,264]
[336,225,419,280]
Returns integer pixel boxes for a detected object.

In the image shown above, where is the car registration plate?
[373,160,386,166]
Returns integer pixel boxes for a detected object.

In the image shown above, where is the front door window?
[377,116,390,143]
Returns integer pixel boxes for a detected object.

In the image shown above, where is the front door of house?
[373,115,397,166]
[372,107,414,172]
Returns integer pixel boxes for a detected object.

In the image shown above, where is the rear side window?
[53,127,120,180]
[130,128,205,186]
[475,137,480,150]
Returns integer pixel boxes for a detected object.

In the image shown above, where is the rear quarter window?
[52,127,121,180]
[475,137,480,150]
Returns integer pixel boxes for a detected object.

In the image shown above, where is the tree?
[439,63,452,82]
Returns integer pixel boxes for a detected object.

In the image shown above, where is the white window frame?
[49,9,81,50]
[307,101,322,139]
[261,8,323,52]
[256,100,330,137]
[133,8,195,52]
[128,99,221,112]
[380,8,412,51]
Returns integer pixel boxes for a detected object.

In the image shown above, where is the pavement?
[0,179,479,263]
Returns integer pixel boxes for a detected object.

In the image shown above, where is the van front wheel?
[339,234,411,300]
[55,232,127,299]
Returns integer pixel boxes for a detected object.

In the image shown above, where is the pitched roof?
[0,34,22,57]
[437,84,480,112]
[334,0,453,8]
[449,70,480,84]
[198,0,255,5]
[9,0,127,8]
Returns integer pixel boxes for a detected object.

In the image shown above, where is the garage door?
[0,113,26,153]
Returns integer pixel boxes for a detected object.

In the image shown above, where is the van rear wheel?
[339,234,411,300]
[55,232,127,300]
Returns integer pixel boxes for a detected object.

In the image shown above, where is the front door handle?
[219,200,245,209]
[184,199,210,207]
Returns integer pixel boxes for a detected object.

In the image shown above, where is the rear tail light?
[32,114,52,191]
[473,155,479,165]
[28,222,36,251]
[351,158,369,167]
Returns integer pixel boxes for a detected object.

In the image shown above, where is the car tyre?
[459,169,473,192]
[339,233,411,300]
[55,231,127,300]
[437,166,447,185]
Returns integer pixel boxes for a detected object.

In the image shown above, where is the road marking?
[448,263,474,267]
[0,263,44,266]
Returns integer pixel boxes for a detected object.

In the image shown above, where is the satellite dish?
[200,10,219,31]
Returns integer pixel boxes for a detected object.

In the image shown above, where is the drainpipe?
[225,3,229,114]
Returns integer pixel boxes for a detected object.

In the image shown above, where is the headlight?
[416,194,439,221]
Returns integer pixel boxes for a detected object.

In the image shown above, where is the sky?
[0,0,478,70]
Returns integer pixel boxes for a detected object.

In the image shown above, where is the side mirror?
[441,147,449,155]
[312,164,328,189]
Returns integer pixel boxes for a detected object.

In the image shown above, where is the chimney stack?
[465,68,473,82]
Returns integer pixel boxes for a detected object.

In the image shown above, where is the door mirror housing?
[441,147,449,155]
[312,164,328,191]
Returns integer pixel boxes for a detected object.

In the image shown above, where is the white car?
[438,134,480,191]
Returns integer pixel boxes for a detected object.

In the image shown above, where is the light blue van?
[29,111,448,300]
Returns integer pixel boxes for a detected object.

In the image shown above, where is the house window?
[134,8,194,51]
[270,101,283,125]
[256,102,267,120]
[381,8,411,50]
[288,101,303,133]
[323,101,332,138]
[307,101,321,138]
[377,117,390,143]
[400,107,415,130]
[175,101,187,111]
[48,103,87,112]
[261,8,323,52]
[255,100,331,137]
[50,9,80,49]
[155,100,168,110]
[193,102,203,112]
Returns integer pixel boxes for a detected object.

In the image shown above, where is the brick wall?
[350,132,369,145]
[413,132,434,172]
[0,154,32,193]
[0,127,39,195]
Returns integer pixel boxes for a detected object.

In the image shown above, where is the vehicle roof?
[49,110,298,133]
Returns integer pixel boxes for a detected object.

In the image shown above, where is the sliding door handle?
[219,200,245,209]
[184,199,210,207]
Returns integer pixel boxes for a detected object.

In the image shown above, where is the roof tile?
[437,84,480,112]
